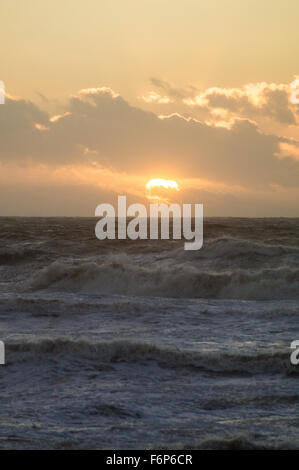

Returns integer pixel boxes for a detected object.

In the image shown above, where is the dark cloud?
[0,97,49,158]
[262,88,296,124]
[1,87,299,188]
[186,85,297,125]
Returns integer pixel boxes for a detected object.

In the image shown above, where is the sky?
[1,0,299,216]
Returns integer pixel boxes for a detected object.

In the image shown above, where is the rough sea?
[0,217,299,449]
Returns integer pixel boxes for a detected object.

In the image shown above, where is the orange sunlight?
[146,178,179,191]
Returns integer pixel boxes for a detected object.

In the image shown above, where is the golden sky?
[1,0,299,215]
[2,0,299,102]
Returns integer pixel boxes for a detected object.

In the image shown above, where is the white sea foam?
[27,255,299,300]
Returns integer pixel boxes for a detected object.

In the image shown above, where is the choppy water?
[0,217,299,449]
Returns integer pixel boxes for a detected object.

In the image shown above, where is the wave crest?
[28,256,299,300]
[7,338,295,375]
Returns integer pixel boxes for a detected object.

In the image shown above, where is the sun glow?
[146,178,179,191]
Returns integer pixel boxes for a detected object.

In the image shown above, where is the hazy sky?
[1,0,299,215]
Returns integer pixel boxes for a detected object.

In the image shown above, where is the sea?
[0,216,299,450]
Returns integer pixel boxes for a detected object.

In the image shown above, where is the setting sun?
[146,178,179,191]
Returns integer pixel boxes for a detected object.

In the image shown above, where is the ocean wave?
[156,434,299,450]
[27,256,299,300]
[201,394,299,410]
[175,237,299,268]
[7,338,295,375]
[2,293,298,320]
[0,293,152,318]
[0,246,44,264]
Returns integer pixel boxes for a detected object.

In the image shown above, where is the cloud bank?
[0,83,299,215]
[1,86,299,185]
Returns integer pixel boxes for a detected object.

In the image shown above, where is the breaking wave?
[7,338,295,375]
[28,255,299,300]
[185,237,299,266]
